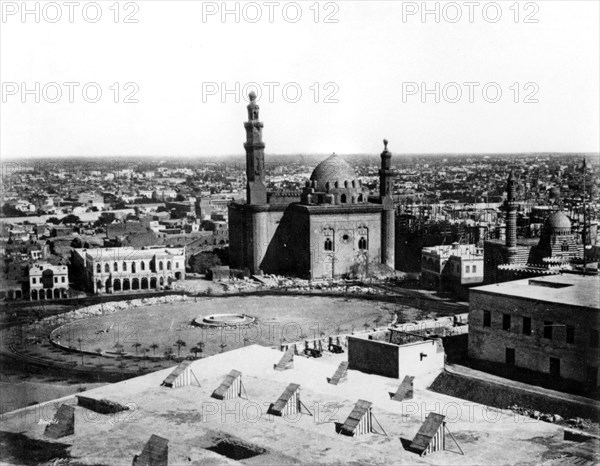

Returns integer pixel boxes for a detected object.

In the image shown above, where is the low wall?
[429,370,600,422]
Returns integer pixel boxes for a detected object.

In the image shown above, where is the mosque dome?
[309,153,358,192]
[545,211,571,234]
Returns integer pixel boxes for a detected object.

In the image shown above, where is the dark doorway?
[549,357,560,378]
[505,348,515,366]
[586,366,598,387]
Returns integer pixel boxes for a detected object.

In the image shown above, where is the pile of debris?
[507,404,598,431]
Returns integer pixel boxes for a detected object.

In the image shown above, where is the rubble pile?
[508,404,598,432]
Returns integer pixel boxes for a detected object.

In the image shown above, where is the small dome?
[546,211,571,231]
[309,154,357,192]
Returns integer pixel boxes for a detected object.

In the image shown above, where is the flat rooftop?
[471,274,600,309]
[0,345,585,465]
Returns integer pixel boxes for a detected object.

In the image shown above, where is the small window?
[61,276,65,283]
[502,314,511,331]
[104,263,110,273]
[522,317,531,335]
[54,277,58,283]
[561,242,569,252]
[113,262,118,272]
[175,262,179,269]
[159,261,163,271]
[544,321,553,340]
[123,262,127,271]
[472,265,477,273]
[141,261,145,271]
[324,238,333,251]
[483,310,491,327]
[566,325,575,344]
[466,265,470,273]
[590,329,599,348]
[167,261,171,270]
[96,264,101,273]
[32,277,36,284]
[341,194,347,203]
[358,237,367,250]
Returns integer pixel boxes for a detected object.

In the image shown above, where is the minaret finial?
[383,139,388,151]
[249,91,257,102]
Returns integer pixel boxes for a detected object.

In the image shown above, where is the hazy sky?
[1,0,599,159]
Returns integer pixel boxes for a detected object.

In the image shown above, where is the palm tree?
[174,339,186,358]
[150,343,159,356]
[77,337,84,365]
[190,346,202,358]
[164,347,174,360]
[132,342,142,355]
[141,347,150,367]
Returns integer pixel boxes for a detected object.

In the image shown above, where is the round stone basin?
[193,313,256,328]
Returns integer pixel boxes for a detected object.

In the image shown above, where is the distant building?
[484,172,584,284]
[469,274,600,390]
[421,243,483,297]
[29,262,69,300]
[71,246,185,294]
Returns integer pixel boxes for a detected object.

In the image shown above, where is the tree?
[2,203,21,217]
[95,347,102,356]
[95,212,116,228]
[132,342,142,355]
[190,346,203,358]
[150,342,159,356]
[47,217,61,225]
[113,342,124,354]
[190,252,221,274]
[61,214,81,225]
[200,220,216,231]
[164,346,174,359]
[71,237,83,248]
[174,339,186,357]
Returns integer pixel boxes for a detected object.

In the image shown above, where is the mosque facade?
[228,93,396,279]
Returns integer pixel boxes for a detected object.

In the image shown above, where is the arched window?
[324,238,333,251]
[122,262,127,271]
[141,261,145,271]
[561,242,569,252]
[341,194,347,203]
[159,261,163,271]
[132,262,136,273]
[96,264,101,273]
[357,194,363,202]
[113,262,118,272]
[167,261,171,270]
[104,263,110,273]
[358,237,367,250]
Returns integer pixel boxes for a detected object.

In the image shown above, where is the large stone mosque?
[228,92,396,279]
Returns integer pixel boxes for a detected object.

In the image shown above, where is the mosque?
[484,171,586,283]
[228,92,396,279]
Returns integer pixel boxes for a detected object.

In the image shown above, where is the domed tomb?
[544,211,572,235]
[301,153,368,205]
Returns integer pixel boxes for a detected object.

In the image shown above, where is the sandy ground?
[1,345,595,466]
[49,295,398,357]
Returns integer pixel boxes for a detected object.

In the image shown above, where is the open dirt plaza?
[51,295,419,358]
[1,345,596,466]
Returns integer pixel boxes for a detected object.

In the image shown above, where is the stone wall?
[469,289,600,385]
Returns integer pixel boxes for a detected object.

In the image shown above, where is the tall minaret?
[379,139,395,269]
[505,170,518,262]
[244,91,267,205]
